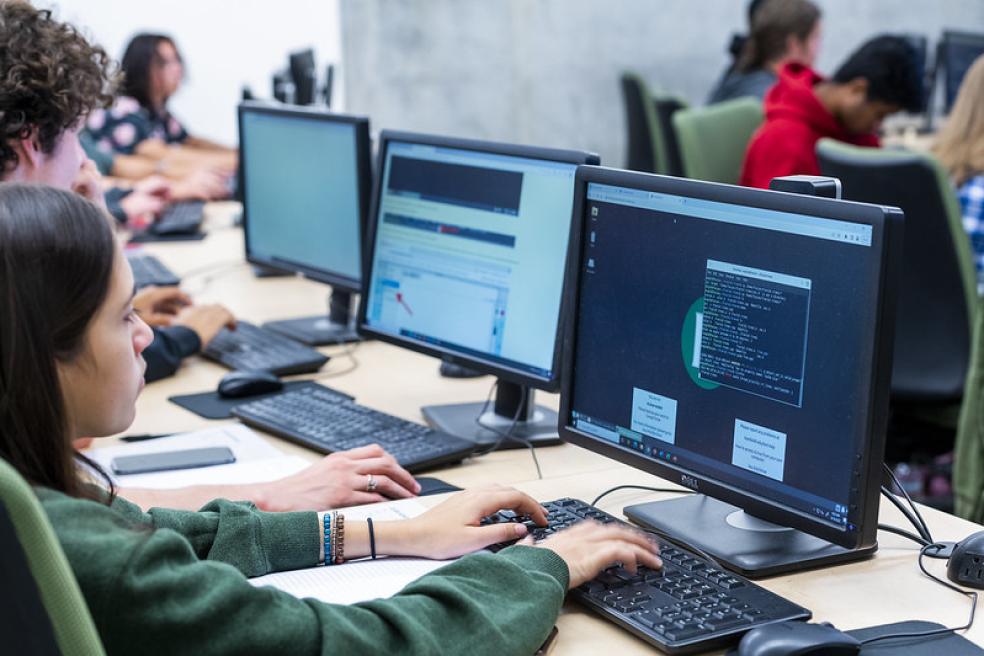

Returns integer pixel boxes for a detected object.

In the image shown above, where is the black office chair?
[817,139,977,444]
[620,72,687,176]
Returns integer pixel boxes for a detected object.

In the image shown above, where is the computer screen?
[559,167,900,563]
[941,30,984,113]
[239,102,370,290]
[360,132,597,388]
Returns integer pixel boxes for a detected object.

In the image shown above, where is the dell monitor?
[239,101,371,344]
[559,166,902,577]
[358,131,599,447]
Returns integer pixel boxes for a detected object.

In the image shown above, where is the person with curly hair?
[0,0,447,517]
[0,1,236,382]
[84,33,236,201]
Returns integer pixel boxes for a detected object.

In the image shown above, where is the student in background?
[0,14,233,383]
[708,0,822,104]
[934,54,984,288]
[740,35,922,189]
[84,33,235,199]
[0,182,663,656]
[0,1,427,514]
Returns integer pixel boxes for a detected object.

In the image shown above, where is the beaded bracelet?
[322,513,331,565]
[334,512,346,564]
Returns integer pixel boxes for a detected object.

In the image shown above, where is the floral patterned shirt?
[84,96,189,156]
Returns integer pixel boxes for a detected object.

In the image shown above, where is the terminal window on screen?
[571,189,880,524]
[366,145,576,376]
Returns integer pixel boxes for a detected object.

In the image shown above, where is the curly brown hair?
[0,1,117,175]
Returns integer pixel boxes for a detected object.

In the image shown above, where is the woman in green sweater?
[0,183,662,655]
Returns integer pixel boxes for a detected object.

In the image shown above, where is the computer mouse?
[217,370,284,399]
[948,530,984,588]
[438,361,486,379]
[737,621,860,656]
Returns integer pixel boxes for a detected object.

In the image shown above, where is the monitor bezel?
[558,165,902,550]
[238,101,371,293]
[357,129,599,392]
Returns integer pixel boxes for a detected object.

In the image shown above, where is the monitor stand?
[422,380,561,449]
[252,263,293,278]
[263,289,361,346]
[624,495,876,579]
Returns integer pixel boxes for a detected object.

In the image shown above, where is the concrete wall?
[341,0,984,166]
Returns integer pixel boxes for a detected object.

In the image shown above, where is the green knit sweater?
[35,488,569,655]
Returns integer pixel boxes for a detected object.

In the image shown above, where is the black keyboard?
[202,321,328,375]
[151,201,205,235]
[126,252,181,288]
[483,498,811,655]
[231,386,476,473]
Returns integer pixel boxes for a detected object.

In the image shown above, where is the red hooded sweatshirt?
[739,62,879,189]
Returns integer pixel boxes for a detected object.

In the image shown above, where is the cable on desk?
[591,484,694,508]
[857,543,977,646]
[877,523,931,547]
[471,380,542,480]
[883,462,933,542]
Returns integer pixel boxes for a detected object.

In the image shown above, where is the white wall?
[40,0,344,145]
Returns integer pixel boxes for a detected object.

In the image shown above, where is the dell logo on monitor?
[681,475,700,490]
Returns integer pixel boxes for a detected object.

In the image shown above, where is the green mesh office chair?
[0,458,105,655]
[671,97,763,184]
[620,72,687,176]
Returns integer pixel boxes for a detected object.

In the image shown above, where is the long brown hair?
[736,0,820,73]
[934,54,984,187]
[0,184,116,499]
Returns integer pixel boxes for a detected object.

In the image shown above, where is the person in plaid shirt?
[935,54,984,290]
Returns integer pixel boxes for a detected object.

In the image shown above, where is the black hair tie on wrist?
[367,517,377,560]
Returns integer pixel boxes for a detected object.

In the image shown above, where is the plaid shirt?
[959,174,984,292]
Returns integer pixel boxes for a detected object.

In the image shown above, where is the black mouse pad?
[727,621,982,656]
[850,620,983,654]
[169,380,353,419]
[415,477,463,496]
[129,231,207,244]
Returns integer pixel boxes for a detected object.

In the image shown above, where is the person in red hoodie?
[740,35,922,188]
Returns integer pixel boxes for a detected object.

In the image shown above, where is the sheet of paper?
[87,424,293,488]
[249,499,450,605]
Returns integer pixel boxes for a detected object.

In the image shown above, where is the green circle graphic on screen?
[681,297,719,390]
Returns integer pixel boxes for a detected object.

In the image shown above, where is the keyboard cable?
[472,380,543,479]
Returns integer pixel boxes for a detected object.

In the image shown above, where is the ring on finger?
[366,473,378,493]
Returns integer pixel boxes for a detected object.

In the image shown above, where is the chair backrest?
[955,306,984,521]
[0,459,105,656]
[653,95,688,178]
[620,72,660,173]
[672,97,762,184]
[817,139,977,403]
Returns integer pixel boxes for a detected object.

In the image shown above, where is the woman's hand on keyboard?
[254,443,421,512]
[388,485,548,560]
[528,522,663,589]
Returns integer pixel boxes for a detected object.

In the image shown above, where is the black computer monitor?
[239,101,371,344]
[357,131,599,447]
[939,30,984,114]
[289,48,317,106]
[558,166,902,577]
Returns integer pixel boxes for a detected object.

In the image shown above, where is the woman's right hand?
[171,167,231,201]
[531,521,663,589]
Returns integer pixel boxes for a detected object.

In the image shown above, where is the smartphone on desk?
[111,446,236,476]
